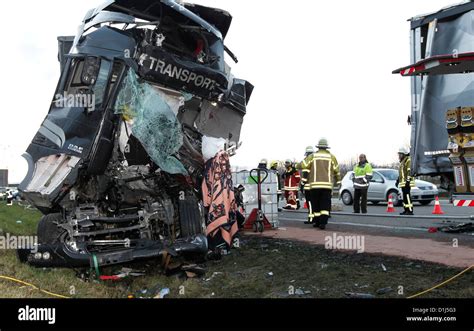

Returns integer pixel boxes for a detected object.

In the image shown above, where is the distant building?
[0,169,8,187]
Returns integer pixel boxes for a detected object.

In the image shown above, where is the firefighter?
[258,159,268,170]
[396,147,415,215]
[301,146,315,224]
[282,159,301,210]
[298,138,341,229]
[352,154,373,214]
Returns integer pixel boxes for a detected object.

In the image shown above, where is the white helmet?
[398,147,409,155]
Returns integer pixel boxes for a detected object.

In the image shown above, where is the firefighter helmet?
[270,160,279,169]
[305,146,314,154]
[398,147,409,155]
[316,138,330,149]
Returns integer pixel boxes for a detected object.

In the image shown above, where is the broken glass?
[115,70,187,175]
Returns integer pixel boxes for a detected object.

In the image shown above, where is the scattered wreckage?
[17,0,253,268]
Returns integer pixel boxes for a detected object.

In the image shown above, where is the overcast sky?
[0,0,454,183]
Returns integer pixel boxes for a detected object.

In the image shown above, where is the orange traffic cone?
[432,197,444,215]
[386,198,395,213]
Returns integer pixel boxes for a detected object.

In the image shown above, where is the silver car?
[339,169,439,206]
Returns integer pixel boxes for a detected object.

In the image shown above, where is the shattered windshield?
[115,70,187,175]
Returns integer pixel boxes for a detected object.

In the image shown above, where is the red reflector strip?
[400,64,426,76]
[453,200,474,207]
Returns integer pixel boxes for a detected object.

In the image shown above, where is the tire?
[341,190,353,206]
[387,191,401,207]
[37,213,65,245]
[419,200,433,206]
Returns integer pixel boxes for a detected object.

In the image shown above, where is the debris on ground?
[428,227,438,233]
[133,284,171,299]
[99,268,145,281]
[293,288,311,296]
[295,289,305,295]
[204,272,223,282]
[181,264,206,277]
[381,264,387,272]
[376,287,393,295]
[438,222,474,234]
[154,288,170,299]
[185,272,198,278]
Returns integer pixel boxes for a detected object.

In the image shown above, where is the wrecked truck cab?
[17,0,253,268]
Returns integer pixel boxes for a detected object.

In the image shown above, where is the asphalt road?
[277,198,474,245]
[333,198,474,217]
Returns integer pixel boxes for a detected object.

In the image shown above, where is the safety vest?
[353,162,373,189]
[399,156,415,188]
[298,150,341,190]
[283,167,300,191]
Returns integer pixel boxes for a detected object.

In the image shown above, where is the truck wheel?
[37,213,65,244]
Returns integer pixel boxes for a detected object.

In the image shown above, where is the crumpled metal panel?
[412,10,474,176]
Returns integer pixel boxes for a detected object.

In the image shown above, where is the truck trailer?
[393,0,474,205]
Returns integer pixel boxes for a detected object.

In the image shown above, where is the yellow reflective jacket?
[297,150,341,190]
[399,156,415,188]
